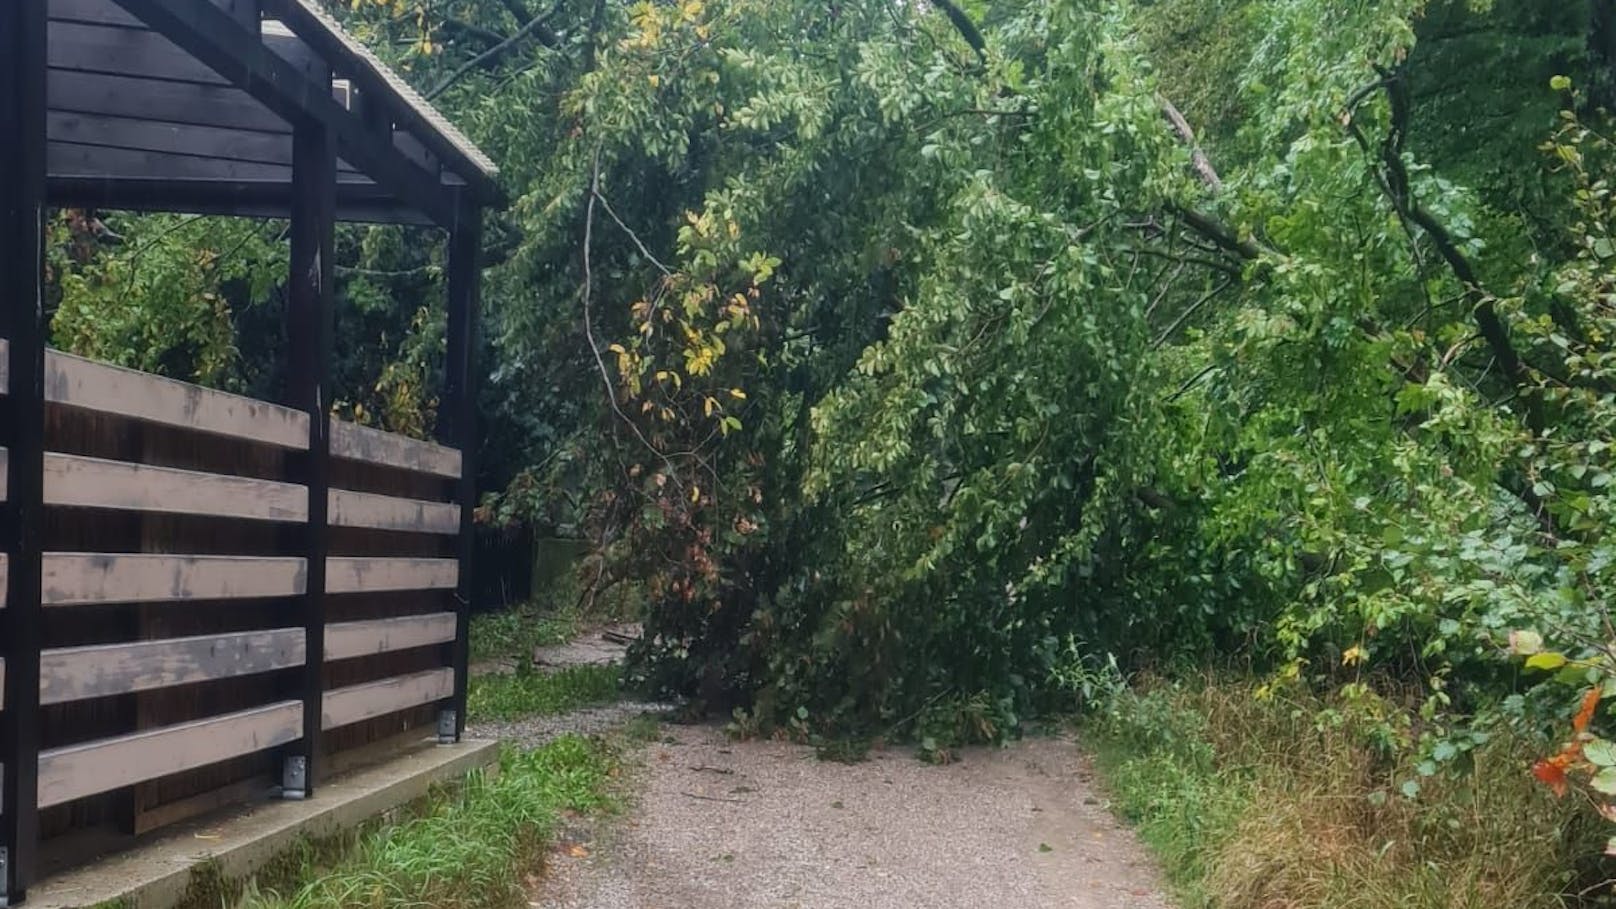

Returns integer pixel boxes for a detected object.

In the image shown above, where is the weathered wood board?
[41,553,307,605]
[328,488,458,534]
[321,667,452,730]
[40,628,306,704]
[45,453,310,521]
[0,341,311,448]
[325,557,457,594]
[329,419,460,478]
[37,699,303,807]
[325,613,456,661]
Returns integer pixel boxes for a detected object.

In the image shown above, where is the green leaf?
[1592,768,1616,795]
[1526,652,1569,671]
[1552,74,1573,91]
[1400,779,1420,799]
[1586,739,1616,768]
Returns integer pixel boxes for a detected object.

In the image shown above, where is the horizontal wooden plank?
[329,419,461,479]
[38,700,303,807]
[322,668,452,730]
[50,0,147,28]
[49,111,290,167]
[45,453,310,521]
[47,110,361,173]
[50,141,297,182]
[50,19,230,85]
[46,349,310,448]
[325,557,458,594]
[41,628,306,704]
[49,68,288,133]
[325,612,457,661]
[328,488,459,534]
[42,553,307,606]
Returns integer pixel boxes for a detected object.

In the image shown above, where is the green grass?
[469,604,586,664]
[1082,677,1586,909]
[468,663,623,722]
[240,736,618,909]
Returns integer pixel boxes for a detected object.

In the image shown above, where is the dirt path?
[535,724,1173,909]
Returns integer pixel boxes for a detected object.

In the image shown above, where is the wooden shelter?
[0,0,501,901]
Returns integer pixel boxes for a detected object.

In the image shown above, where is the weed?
[467,663,622,722]
[470,604,586,665]
[241,736,618,909]
[1085,676,1592,909]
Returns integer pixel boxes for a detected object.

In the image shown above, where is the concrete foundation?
[27,737,500,909]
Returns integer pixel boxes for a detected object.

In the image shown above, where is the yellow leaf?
[1342,645,1364,666]
[690,485,700,502]
[649,74,661,88]
[729,388,746,400]
[704,396,718,417]
[608,343,627,354]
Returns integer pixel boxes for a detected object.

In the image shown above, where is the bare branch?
[1158,96,1222,192]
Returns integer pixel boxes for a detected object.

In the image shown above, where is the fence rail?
[0,347,472,892]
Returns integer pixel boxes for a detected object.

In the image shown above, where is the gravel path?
[533,723,1173,909]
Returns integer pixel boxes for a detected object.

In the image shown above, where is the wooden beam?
[44,453,310,522]
[37,700,303,808]
[325,557,458,594]
[1,0,49,896]
[107,0,456,226]
[328,488,459,534]
[259,0,502,204]
[285,111,335,795]
[45,348,311,448]
[41,553,307,606]
[324,612,456,661]
[439,195,481,740]
[321,668,452,730]
[40,628,306,704]
[329,419,461,478]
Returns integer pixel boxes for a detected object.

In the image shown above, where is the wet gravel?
[531,725,1174,909]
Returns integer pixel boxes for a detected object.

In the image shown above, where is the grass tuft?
[242,736,617,909]
[468,664,623,722]
[469,604,586,665]
[1085,676,1591,909]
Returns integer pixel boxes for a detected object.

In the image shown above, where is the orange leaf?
[1534,756,1571,798]
[1576,688,1602,734]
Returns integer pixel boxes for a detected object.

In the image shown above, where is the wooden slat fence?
[0,344,469,875]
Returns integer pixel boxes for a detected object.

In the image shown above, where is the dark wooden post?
[0,0,48,901]
[438,195,481,742]
[284,115,336,797]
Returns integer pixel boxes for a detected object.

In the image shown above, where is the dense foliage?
[52,0,1616,851]
[347,0,1616,763]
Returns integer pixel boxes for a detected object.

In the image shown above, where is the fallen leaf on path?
[567,844,591,858]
